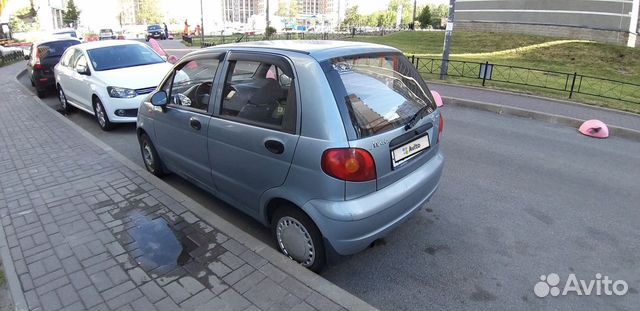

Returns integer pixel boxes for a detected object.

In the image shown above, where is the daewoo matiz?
[137,41,444,271]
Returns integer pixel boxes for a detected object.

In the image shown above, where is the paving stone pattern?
[0,65,345,311]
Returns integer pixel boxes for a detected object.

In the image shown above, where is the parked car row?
[28,39,444,271]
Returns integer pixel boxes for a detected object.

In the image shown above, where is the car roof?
[35,36,82,46]
[207,40,400,61]
[74,39,145,50]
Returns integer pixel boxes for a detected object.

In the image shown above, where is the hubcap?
[142,142,154,169]
[276,216,315,267]
[59,90,66,108]
[95,103,106,127]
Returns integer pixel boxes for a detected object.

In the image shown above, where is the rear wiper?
[405,106,430,130]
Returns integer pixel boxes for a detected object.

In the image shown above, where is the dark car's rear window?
[37,40,80,58]
[323,52,436,139]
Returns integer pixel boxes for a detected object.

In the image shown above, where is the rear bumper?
[33,72,55,90]
[304,150,444,255]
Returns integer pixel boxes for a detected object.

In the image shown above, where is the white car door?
[71,52,94,111]
[56,48,77,101]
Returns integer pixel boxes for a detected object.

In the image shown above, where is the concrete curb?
[430,81,640,119]
[0,215,27,311]
[12,70,377,311]
[444,96,640,142]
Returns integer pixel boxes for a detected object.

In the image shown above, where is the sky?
[352,0,449,15]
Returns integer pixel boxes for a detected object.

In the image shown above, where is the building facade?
[454,0,640,46]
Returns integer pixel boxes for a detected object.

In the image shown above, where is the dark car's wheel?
[93,98,113,131]
[139,133,165,177]
[30,78,35,87]
[272,205,326,272]
[58,87,73,113]
[36,89,46,98]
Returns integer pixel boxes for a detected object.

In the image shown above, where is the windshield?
[148,25,161,31]
[324,52,436,138]
[37,40,80,58]
[87,44,164,71]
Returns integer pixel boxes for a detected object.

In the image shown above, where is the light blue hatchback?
[137,40,444,271]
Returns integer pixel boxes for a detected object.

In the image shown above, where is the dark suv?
[146,24,165,41]
[26,37,81,98]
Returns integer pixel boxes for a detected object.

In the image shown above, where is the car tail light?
[437,112,444,143]
[33,49,42,70]
[321,148,376,182]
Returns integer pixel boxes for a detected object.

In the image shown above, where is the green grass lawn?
[348,31,640,114]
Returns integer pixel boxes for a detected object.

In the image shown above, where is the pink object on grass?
[431,90,444,107]
[578,119,609,138]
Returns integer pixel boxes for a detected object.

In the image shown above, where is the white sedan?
[54,40,173,130]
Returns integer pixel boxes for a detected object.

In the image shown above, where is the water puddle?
[128,212,196,271]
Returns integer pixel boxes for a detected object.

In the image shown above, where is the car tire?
[139,133,165,177]
[30,78,35,87]
[36,89,46,98]
[58,87,73,113]
[93,98,113,131]
[272,205,326,272]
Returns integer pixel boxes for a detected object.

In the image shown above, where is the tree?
[417,5,431,29]
[341,5,361,28]
[9,6,39,32]
[63,0,81,27]
[387,0,412,25]
[0,0,8,17]
[136,0,163,24]
[430,4,448,28]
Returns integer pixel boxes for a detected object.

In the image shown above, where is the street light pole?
[412,0,417,30]
[440,0,456,80]
[266,0,270,28]
[200,0,204,43]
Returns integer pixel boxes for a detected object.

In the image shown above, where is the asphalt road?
[17,40,640,310]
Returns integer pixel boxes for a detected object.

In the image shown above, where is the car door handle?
[264,140,284,154]
[189,117,201,130]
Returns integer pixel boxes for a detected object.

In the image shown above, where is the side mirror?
[150,90,168,107]
[279,74,292,87]
[76,65,90,75]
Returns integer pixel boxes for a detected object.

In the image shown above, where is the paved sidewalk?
[430,83,640,132]
[0,61,374,311]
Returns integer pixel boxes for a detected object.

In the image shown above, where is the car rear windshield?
[323,52,436,138]
[37,40,79,58]
[87,44,164,71]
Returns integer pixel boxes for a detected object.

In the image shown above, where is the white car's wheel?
[93,98,113,131]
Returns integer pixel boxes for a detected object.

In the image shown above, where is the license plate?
[391,135,430,167]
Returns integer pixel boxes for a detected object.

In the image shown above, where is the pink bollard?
[578,119,609,139]
[148,38,167,57]
[431,90,444,107]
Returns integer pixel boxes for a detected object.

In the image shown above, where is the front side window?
[220,59,296,131]
[324,53,436,138]
[86,44,164,71]
[165,58,220,112]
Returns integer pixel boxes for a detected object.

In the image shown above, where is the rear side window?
[324,53,436,138]
[37,40,80,58]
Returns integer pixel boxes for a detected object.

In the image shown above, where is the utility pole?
[200,0,204,43]
[440,0,455,80]
[412,0,417,30]
[266,0,271,28]
[628,0,640,47]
